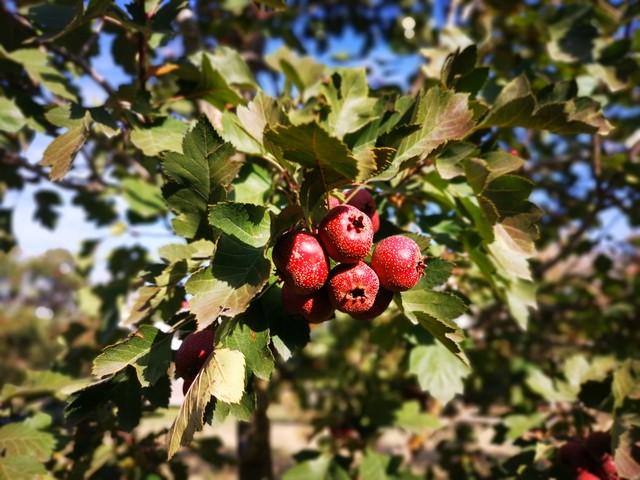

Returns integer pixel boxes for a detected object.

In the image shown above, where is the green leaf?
[0,97,26,133]
[283,456,330,480]
[203,47,257,89]
[186,236,271,329]
[40,114,90,181]
[387,86,475,178]
[1,48,78,101]
[503,413,546,440]
[264,122,361,184]
[393,401,441,433]
[162,117,239,238]
[208,202,271,248]
[358,449,391,480]
[122,178,166,217]
[219,308,274,381]
[194,52,243,109]
[166,348,245,459]
[525,367,576,402]
[233,163,273,205]
[399,287,469,365]
[130,117,188,156]
[266,47,325,97]
[0,422,56,462]
[505,279,537,330]
[613,360,640,409]
[0,455,48,480]
[92,325,170,381]
[423,258,454,288]
[0,370,83,402]
[480,75,536,128]
[409,343,470,404]
[261,286,310,361]
[323,68,380,138]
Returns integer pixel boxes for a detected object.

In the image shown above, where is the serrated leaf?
[324,68,380,138]
[264,122,360,183]
[219,308,274,380]
[92,325,170,379]
[422,258,453,288]
[130,116,188,156]
[186,236,271,328]
[409,343,470,404]
[167,348,245,459]
[208,202,270,248]
[0,455,47,480]
[40,115,90,181]
[0,97,26,133]
[203,47,257,89]
[386,86,475,178]
[162,117,240,238]
[400,287,469,366]
[0,423,55,462]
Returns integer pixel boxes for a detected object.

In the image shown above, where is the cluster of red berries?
[559,432,618,480]
[273,189,425,323]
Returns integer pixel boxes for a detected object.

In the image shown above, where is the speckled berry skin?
[327,261,380,314]
[272,231,329,294]
[371,235,424,292]
[351,287,393,320]
[329,189,380,233]
[282,284,334,323]
[318,205,373,263]
[175,328,214,383]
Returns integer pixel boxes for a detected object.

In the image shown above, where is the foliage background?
[0,0,639,479]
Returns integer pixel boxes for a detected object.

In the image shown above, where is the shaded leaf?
[167,348,245,459]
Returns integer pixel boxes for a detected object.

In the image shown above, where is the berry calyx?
[371,235,425,292]
[318,205,374,263]
[282,283,334,323]
[272,231,329,294]
[327,261,380,314]
[351,287,393,320]
[330,189,380,233]
[175,328,214,384]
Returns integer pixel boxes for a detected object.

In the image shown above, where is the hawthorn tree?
[0,0,639,479]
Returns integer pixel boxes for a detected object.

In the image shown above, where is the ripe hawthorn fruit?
[327,261,379,314]
[175,328,214,394]
[272,231,329,294]
[282,283,334,323]
[329,189,380,233]
[371,235,425,291]
[351,287,393,320]
[318,205,374,263]
[576,469,601,480]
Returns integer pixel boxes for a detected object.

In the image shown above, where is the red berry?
[327,261,380,314]
[328,189,380,233]
[576,469,600,480]
[371,235,425,292]
[282,284,334,323]
[351,287,393,320]
[175,328,214,380]
[559,439,592,470]
[318,205,373,263]
[273,231,329,294]
[599,454,618,480]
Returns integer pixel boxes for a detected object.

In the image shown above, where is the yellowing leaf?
[40,115,90,181]
[166,348,245,459]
